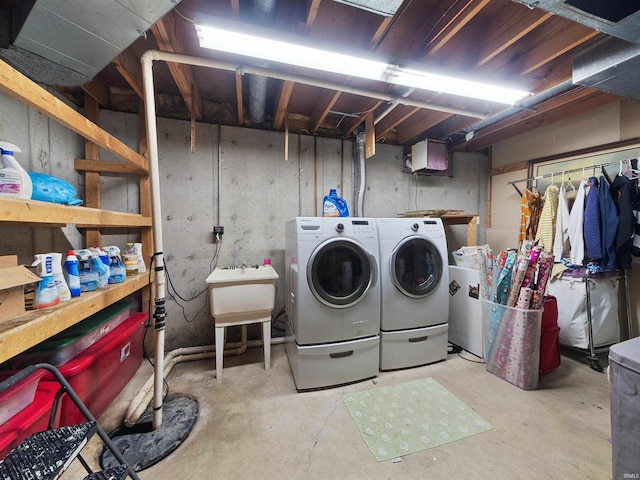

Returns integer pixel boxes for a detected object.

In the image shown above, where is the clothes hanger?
[565,172,576,192]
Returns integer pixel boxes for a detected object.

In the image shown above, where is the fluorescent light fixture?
[196,23,390,81]
[195,18,531,105]
[388,67,530,105]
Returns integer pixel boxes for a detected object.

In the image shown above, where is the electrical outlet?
[214,226,224,235]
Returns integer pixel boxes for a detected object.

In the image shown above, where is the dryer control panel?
[347,219,377,237]
[420,219,445,237]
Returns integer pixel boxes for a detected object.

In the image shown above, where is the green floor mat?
[342,377,492,462]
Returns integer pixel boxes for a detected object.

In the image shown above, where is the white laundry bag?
[548,276,620,349]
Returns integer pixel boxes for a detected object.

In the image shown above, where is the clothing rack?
[509,158,636,370]
[507,159,637,196]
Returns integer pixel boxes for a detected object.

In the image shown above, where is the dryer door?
[307,238,376,308]
[391,236,444,298]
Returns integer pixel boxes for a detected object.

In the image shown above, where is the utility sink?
[206,265,279,322]
[206,264,279,379]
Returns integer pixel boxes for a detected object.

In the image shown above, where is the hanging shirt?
[526,189,542,241]
[599,175,619,271]
[518,189,531,246]
[568,179,586,266]
[553,183,570,262]
[535,184,559,252]
[583,176,603,262]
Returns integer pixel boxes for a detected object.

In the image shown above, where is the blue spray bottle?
[64,250,81,297]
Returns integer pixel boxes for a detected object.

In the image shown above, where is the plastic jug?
[0,141,32,199]
[322,189,349,217]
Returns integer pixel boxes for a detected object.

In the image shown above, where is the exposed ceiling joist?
[151,11,203,120]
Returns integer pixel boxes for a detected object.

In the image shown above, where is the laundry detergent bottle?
[322,189,349,217]
[0,141,32,199]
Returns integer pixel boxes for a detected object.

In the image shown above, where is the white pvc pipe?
[141,54,167,430]
[124,337,286,427]
[141,50,487,119]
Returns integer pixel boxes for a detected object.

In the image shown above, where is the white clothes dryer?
[376,217,449,370]
[284,217,380,390]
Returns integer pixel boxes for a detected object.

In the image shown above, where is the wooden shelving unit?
[0,58,153,364]
[0,275,149,365]
[398,210,479,245]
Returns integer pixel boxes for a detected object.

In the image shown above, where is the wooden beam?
[235,72,244,126]
[305,0,322,31]
[427,0,491,55]
[0,58,147,172]
[273,80,295,130]
[476,12,552,66]
[375,106,421,140]
[74,159,149,175]
[395,111,451,145]
[151,11,204,120]
[112,48,144,100]
[342,100,383,137]
[365,113,375,158]
[82,78,111,108]
[83,96,101,247]
[309,90,341,133]
[370,16,394,47]
[231,0,240,18]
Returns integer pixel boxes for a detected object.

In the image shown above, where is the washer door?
[391,236,443,298]
[307,238,377,308]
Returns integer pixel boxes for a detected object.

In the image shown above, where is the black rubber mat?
[100,395,198,472]
[0,422,97,480]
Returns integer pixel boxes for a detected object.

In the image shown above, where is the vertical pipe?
[141,53,166,429]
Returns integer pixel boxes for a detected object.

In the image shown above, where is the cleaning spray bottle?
[48,252,71,301]
[103,246,126,284]
[74,249,98,292]
[89,247,110,287]
[64,250,81,297]
[0,141,32,199]
[31,254,60,309]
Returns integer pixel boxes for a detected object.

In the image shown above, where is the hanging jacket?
[610,174,636,269]
[568,179,586,266]
[583,177,603,262]
[599,175,619,271]
[535,184,559,252]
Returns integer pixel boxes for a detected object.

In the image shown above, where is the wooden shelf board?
[0,274,150,365]
[0,197,152,227]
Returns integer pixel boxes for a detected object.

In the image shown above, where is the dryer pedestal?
[285,321,379,390]
[379,323,448,370]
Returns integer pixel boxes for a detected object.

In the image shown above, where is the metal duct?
[573,36,640,100]
[249,0,277,124]
[0,0,181,86]
[514,0,640,44]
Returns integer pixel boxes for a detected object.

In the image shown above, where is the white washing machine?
[284,217,380,390]
[376,217,449,370]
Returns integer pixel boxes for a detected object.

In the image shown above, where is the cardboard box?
[0,255,41,321]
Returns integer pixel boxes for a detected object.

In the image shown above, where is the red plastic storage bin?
[0,381,61,459]
[50,312,148,427]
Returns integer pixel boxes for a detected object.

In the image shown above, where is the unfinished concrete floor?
[80,344,612,479]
